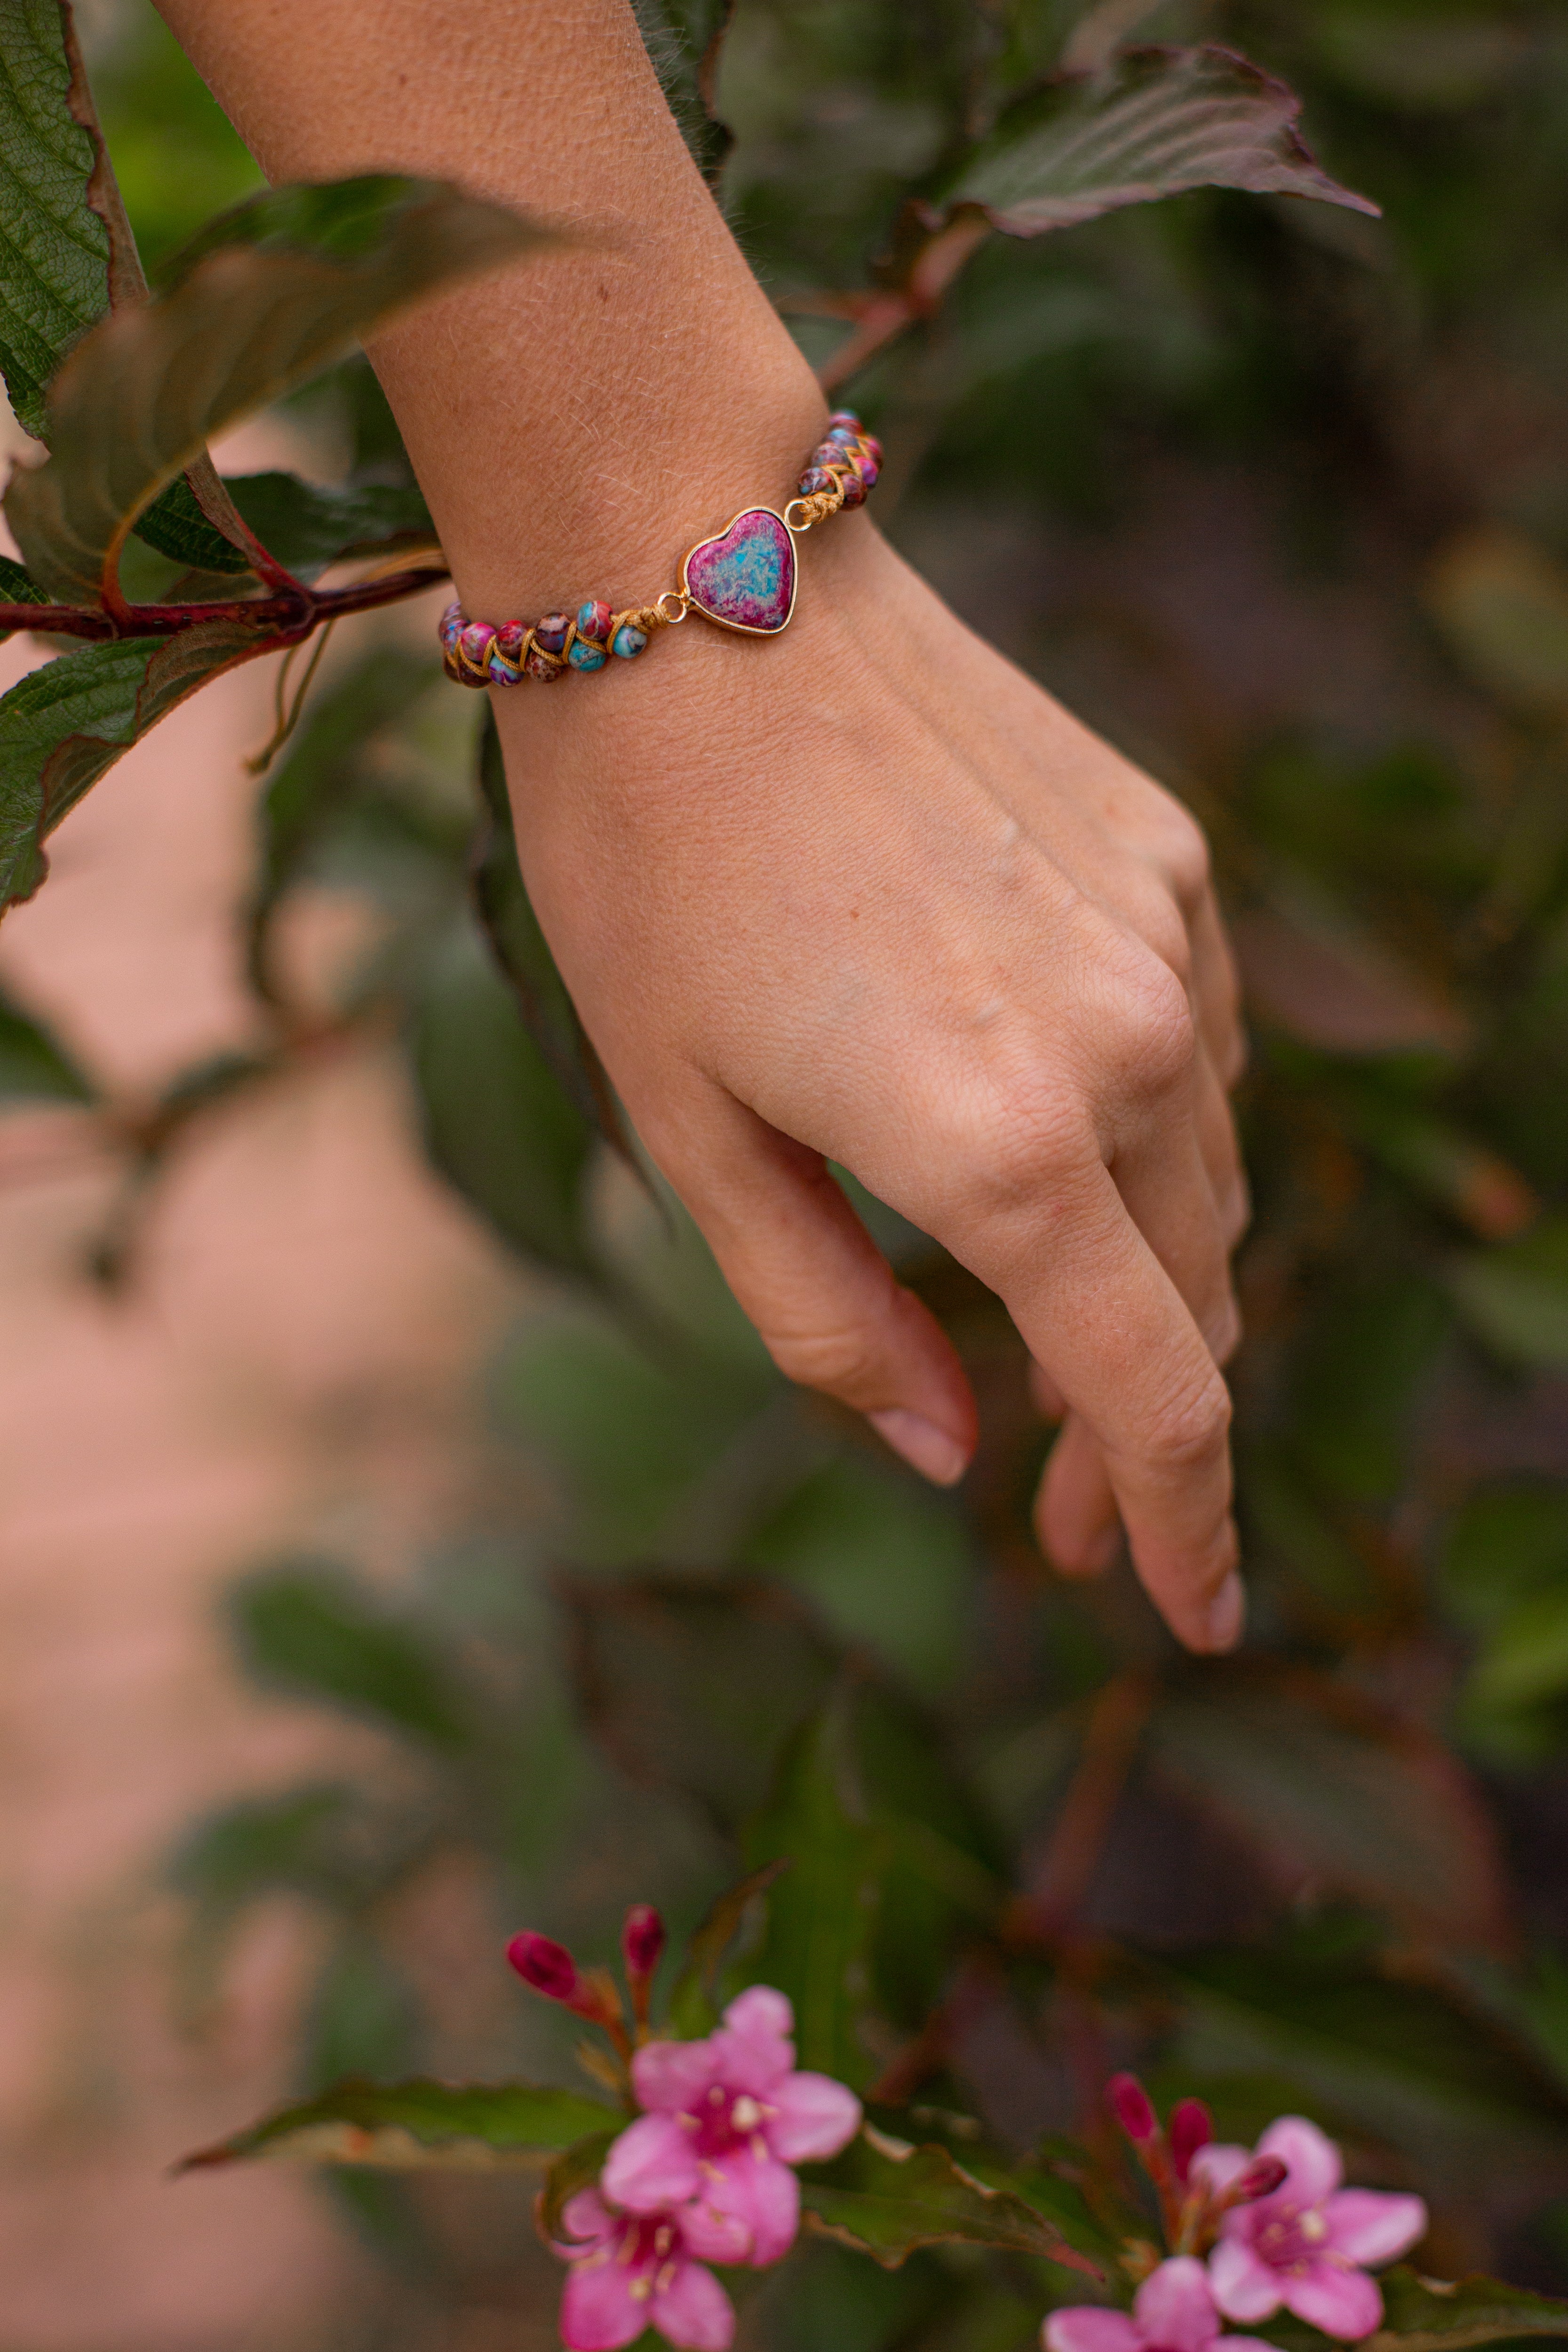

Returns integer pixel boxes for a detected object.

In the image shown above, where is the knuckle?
[1110,960,1197,1096]
[1146,1373,1233,1472]
[758,1317,883,1397]
[1150,803,1212,910]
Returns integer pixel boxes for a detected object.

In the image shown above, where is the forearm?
[151,0,825,615]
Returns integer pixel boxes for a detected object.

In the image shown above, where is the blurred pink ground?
[0,572,519,2346]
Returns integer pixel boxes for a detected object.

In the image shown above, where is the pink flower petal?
[1258,2117,1343,2204]
[702,2147,801,2265]
[1209,2238,1284,2322]
[633,2037,723,2116]
[556,2189,617,2253]
[1134,2257,1220,2352]
[602,2114,701,2213]
[713,1987,796,2093]
[680,2197,753,2266]
[1281,2260,1384,2342]
[1044,2311,1143,2352]
[1190,2144,1251,2197]
[1324,2191,1427,2267]
[650,2259,736,2352]
[766,2071,862,2162]
[560,2255,649,2352]
[723,1986,794,2042]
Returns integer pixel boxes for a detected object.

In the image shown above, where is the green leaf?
[169,1784,362,1912]
[742,1692,885,2090]
[0,0,110,441]
[949,46,1379,236]
[229,472,436,581]
[500,1315,767,1563]
[800,2127,1101,2277]
[410,921,595,1276]
[741,1455,974,1695]
[1440,1482,1568,1634]
[179,2077,621,2172]
[7,173,552,604]
[1367,2267,1568,2351]
[229,1556,472,1754]
[1451,1216,1568,1368]
[472,708,638,1168]
[140,470,437,585]
[0,979,92,1098]
[1146,1666,1510,1950]
[1469,1589,1568,1714]
[631,0,735,186]
[665,1860,791,2038]
[0,555,49,608]
[1167,1949,1568,2195]
[247,644,437,982]
[0,618,270,911]
[562,1571,836,1827]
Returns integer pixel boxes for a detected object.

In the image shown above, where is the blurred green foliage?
[14,0,1568,2344]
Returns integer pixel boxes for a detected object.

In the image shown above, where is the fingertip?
[869,1407,971,1486]
[1193,1568,1245,1653]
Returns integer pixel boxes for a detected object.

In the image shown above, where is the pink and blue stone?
[569,597,611,670]
[682,508,796,634]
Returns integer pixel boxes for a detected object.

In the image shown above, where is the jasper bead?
[827,410,862,432]
[838,468,867,506]
[797,466,838,496]
[810,440,849,470]
[611,624,647,660]
[535,612,570,654]
[458,620,496,670]
[576,598,613,643]
[488,649,523,684]
[438,600,463,650]
[494,620,527,663]
[525,644,565,681]
[567,636,606,671]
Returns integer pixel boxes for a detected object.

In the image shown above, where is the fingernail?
[870,1409,969,1486]
[1200,1571,1245,1653]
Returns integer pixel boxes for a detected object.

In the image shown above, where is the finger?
[1111,1089,1239,1365]
[644,1081,978,1486]
[944,1149,1240,1653]
[1194,1038,1250,1257]
[1190,886,1246,1089]
[1028,1359,1067,1420]
[1035,1410,1120,1576]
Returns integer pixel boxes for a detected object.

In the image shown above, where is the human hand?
[494,510,1248,1654]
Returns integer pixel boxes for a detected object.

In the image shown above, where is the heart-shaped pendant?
[681,507,797,634]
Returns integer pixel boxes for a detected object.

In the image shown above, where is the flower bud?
[1108,2072,1158,2144]
[1234,2153,1288,2203]
[622,1904,666,1982]
[507,1931,581,2005]
[1169,2098,1213,2183]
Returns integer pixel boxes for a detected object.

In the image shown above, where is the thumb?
[643,1083,976,1486]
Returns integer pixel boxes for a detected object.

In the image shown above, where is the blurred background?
[5,0,1568,2347]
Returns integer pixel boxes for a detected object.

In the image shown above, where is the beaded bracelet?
[438,410,881,688]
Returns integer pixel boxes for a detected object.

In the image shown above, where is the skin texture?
[154,0,1249,1653]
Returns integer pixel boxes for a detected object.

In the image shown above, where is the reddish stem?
[0,562,451,646]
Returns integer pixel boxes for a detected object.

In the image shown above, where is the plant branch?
[0,562,451,646]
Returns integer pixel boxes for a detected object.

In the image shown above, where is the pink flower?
[1045,2255,1275,2352]
[600,1985,862,2266]
[552,2187,744,2351]
[1196,2117,1426,2341]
